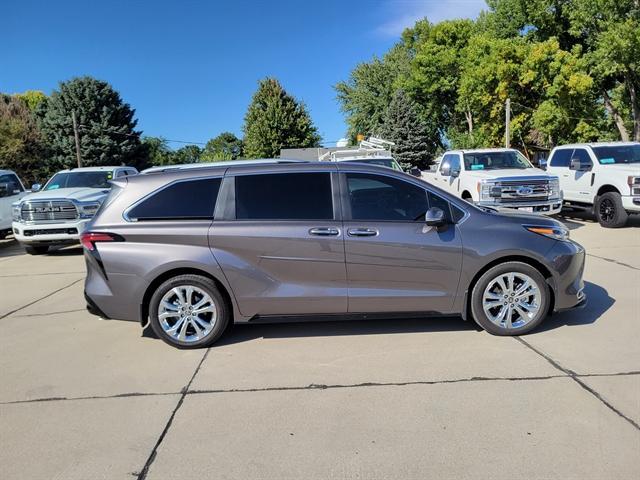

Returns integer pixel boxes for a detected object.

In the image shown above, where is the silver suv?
[83,161,586,349]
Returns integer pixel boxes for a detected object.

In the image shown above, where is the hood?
[598,163,640,175]
[465,167,554,180]
[19,187,110,204]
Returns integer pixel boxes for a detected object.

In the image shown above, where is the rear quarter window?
[127,177,221,221]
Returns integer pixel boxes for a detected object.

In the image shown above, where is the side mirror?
[31,183,41,192]
[440,164,451,176]
[410,166,422,177]
[570,158,591,171]
[538,158,547,170]
[425,207,446,227]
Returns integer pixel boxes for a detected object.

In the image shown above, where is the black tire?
[24,245,49,255]
[595,192,628,228]
[149,274,229,349]
[470,261,549,336]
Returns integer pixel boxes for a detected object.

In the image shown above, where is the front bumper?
[12,219,92,245]
[476,199,562,215]
[546,239,586,311]
[621,195,640,213]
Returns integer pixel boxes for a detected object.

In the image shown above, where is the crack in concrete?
[586,253,639,271]
[136,348,211,480]
[0,278,84,320]
[0,271,85,278]
[14,308,86,318]
[514,337,640,431]
[2,370,638,406]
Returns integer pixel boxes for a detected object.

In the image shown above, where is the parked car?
[83,161,586,349]
[422,148,562,215]
[546,142,640,227]
[0,169,28,239]
[12,166,137,254]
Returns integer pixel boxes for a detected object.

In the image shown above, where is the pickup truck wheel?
[595,192,628,228]
[24,245,49,255]
[470,262,549,336]
[149,274,229,349]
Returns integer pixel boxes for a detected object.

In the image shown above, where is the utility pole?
[505,98,511,148]
[72,111,82,168]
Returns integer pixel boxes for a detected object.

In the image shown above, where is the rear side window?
[128,177,221,221]
[346,173,428,221]
[550,149,572,167]
[235,173,333,220]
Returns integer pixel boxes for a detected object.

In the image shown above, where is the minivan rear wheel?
[470,262,549,336]
[149,274,229,349]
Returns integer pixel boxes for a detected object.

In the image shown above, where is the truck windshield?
[592,145,640,164]
[463,151,532,170]
[44,171,113,191]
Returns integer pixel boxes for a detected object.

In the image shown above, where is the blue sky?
[3,0,486,148]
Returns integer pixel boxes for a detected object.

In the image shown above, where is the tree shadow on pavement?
[534,281,614,333]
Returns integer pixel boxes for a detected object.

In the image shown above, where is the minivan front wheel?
[149,274,229,349]
[470,262,549,336]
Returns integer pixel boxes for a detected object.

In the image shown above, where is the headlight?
[548,178,561,199]
[12,203,22,222]
[79,202,101,218]
[525,225,570,241]
[478,181,501,202]
[629,176,640,196]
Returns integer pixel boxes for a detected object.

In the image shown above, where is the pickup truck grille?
[21,200,78,222]
[496,180,550,203]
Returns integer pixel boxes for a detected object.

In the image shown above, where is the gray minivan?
[83,161,586,349]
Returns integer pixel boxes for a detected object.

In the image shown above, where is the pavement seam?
[514,337,640,432]
[3,370,639,406]
[0,278,84,320]
[586,253,639,271]
[14,308,86,318]
[135,347,211,480]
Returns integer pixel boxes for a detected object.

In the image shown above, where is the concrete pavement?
[0,216,638,479]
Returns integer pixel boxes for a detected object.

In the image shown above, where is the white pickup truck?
[422,148,562,215]
[0,169,29,239]
[546,142,640,228]
[11,166,137,254]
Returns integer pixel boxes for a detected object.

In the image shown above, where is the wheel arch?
[596,184,620,197]
[461,190,473,200]
[463,255,555,322]
[140,267,234,327]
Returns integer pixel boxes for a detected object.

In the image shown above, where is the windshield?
[463,151,533,171]
[352,158,404,171]
[592,145,640,164]
[44,171,113,191]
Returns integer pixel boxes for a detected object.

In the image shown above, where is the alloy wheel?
[158,285,217,343]
[599,198,615,223]
[482,272,542,329]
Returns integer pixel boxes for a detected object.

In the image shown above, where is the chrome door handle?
[348,228,378,237]
[309,227,340,236]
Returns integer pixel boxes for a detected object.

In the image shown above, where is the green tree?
[0,94,49,183]
[201,132,243,161]
[381,90,437,169]
[141,136,173,166]
[173,144,202,164]
[335,45,411,141]
[14,90,47,112]
[243,78,321,158]
[38,76,143,170]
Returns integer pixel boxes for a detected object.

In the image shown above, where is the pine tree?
[381,90,437,170]
[38,76,143,170]
[243,78,321,158]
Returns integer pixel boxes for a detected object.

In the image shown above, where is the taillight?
[80,232,123,251]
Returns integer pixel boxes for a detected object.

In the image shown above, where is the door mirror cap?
[569,158,591,171]
[425,207,447,227]
[440,164,451,176]
[538,158,547,170]
[31,183,41,192]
